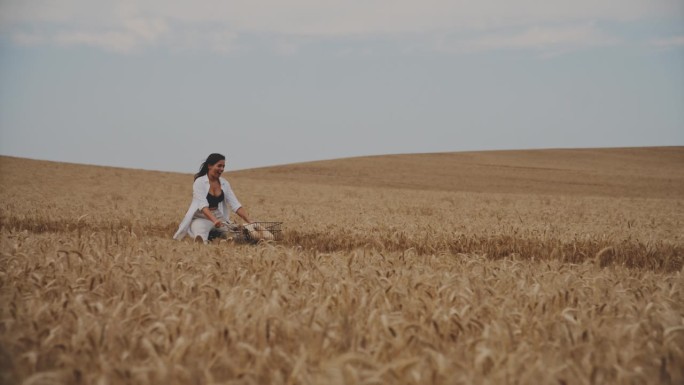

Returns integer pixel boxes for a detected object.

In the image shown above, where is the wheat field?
[1,147,683,384]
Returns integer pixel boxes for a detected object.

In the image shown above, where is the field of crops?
[1,148,683,384]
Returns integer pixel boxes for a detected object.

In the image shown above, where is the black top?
[207,190,224,209]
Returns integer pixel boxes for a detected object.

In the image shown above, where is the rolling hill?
[232,147,684,199]
[1,146,683,384]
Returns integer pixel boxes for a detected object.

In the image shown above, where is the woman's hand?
[201,207,224,228]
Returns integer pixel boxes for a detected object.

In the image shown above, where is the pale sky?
[1,1,683,172]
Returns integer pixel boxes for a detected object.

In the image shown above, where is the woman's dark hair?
[194,153,226,180]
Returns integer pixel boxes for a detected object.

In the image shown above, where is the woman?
[173,153,252,242]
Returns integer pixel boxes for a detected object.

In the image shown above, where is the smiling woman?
[173,153,253,243]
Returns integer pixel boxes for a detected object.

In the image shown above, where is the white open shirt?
[173,175,242,240]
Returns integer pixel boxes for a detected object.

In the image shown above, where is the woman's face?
[208,160,225,178]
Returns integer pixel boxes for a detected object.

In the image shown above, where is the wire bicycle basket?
[230,222,283,243]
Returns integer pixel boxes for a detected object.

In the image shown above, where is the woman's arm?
[235,207,252,224]
[221,178,251,223]
[192,177,210,211]
[201,207,224,227]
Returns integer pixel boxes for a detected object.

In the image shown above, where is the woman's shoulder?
[193,175,209,186]
[219,177,232,186]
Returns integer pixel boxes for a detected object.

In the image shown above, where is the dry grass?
[1,148,683,384]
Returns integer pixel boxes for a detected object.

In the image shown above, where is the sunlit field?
[1,147,683,384]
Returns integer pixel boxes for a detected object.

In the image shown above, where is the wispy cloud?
[435,24,620,55]
[0,0,681,54]
[650,36,684,49]
[7,16,169,53]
